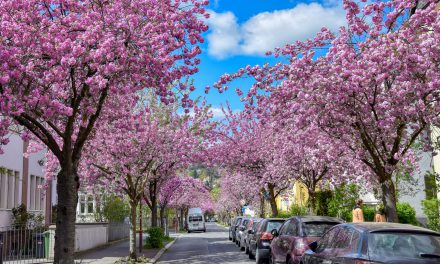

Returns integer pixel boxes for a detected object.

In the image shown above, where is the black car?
[229,216,243,243]
[302,222,440,264]
[248,218,285,264]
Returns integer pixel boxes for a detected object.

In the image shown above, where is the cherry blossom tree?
[0,1,208,260]
[212,0,440,222]
[211,107,291,216]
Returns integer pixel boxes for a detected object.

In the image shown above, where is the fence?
[0,225,53,264]
[108,222,130,242]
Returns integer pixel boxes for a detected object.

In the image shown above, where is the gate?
[0,225,53,264]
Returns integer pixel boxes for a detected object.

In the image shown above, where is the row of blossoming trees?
[211,0,440,223]
[0,0,214,262]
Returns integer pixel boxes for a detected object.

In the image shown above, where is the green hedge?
[422,199,440,231]
[396,203,417,225]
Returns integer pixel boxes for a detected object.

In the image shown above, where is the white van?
[187,208,206,233]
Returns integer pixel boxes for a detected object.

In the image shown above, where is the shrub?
[422,199,440,231]
[315,190,333,216]
[290,204,308,216]
[363,206,375,222]
[397,203,417,225]
[11,204,33,227]
[327,183,360,222]
[146,227,164,248]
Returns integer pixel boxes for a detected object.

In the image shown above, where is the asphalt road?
[157,223,255,264]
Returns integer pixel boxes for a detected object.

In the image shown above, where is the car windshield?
[265,221,284,232]
[368,232,440,261]
[189,215,203,222]
[302,222,339,237]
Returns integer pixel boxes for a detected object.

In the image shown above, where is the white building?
[0,133,55,227]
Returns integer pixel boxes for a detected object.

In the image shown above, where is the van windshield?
[189,215,203,222]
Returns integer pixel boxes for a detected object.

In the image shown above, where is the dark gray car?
[302,222,440,264]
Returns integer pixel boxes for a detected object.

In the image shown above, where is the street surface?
[157,223,254,264]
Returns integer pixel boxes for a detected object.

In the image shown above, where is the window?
[286,221,298,236]
[189,215,203,222]
[78,194,95,215]
[316,227,340,252]
[368,232,440,261]
[0,169,20,209]
[265,220,284,232]
[29,175,45,211]
[279,220,291,235]
[303,222,339,237]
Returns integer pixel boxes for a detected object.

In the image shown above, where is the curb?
[148,235,180,263]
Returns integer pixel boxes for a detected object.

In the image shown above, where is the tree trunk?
[160,206,166,229]
[267,185,278,217]
[151,201,158,227]
[179,208,185,230]
[381,178,398,222]
[139,203,142,253]
[308,189,316,215]
[259,192,265,218]
[129,202,137,260]
[54,163,78,264]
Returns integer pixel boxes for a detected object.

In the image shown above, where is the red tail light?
[260,232,273,240]
[355,261,383,264]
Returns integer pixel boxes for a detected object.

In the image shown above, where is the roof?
[295,216,344,223]
[263,218,286,221]
[348,222,440,235]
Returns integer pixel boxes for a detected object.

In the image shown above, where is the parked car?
[236,217,251,247]
[248,218,286,264]
[302,222,440,264]
[246,218,264,258]
[241,218,263,252]
[229,216,243,242]
[270,216,343,264]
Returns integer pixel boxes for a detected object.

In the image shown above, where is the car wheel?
[240,242,244,251]
[248,248,255,260]
[268,254,274,264]
[188,230,191,233]
[232,236,236,242]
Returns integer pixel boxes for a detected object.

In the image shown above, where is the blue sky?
[191,0,347,115]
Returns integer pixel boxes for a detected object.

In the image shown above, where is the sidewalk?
[75,231,179,264]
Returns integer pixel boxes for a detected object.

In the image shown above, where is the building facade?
[0,133,54,227]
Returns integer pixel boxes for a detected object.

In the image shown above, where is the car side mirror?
[248,229,254,234]
[309,241,318,252]
[271,229,279,237]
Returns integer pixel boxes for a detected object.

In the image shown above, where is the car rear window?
[189,215,203,222]
[302,222,339,237]
[265,221,284,232]
[368,232,440,261]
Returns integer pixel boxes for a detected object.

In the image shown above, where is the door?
[307,226,341,264]
[272,220,291,262]
[279,220,298,262]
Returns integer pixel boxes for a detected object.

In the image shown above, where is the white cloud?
[206,11,241,59]
[206,3,346,59]
[210,107,226,118]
